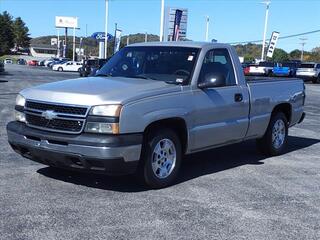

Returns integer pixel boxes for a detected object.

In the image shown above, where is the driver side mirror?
[198,72,226,89]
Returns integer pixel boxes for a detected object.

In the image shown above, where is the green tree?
[244,54,255,62]
[0,11,14,55]
[12,17,30,49]
[270,49,289,62]
[289,49,302,60]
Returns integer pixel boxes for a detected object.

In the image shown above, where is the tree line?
[0,11,30,55]
[234,43,320,63]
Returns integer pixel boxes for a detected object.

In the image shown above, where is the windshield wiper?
[165,80,180,85]
[95,73,113,77]
[126,74,157,80]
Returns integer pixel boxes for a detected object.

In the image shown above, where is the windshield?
[300,64,316,68]
[97,46,199,83]
[259,62,274,67]
[282,62,296,68]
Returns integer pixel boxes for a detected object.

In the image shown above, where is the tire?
[312,75,320,84]
[58,67,63,72]
[256,112,288,156]
[139,128,182,189]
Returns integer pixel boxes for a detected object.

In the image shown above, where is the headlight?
[90,105,122,117]
[16,94,26,107]
[15,110,26,123]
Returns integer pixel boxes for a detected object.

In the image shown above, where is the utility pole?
[145,32,148,42]
[300,38,307,61]
[261,0,271,61]
[72,24,76,61]
[57,28,60,58]
[104,0,109,59]
[205,16,209,42]
[127,36,130,46]
[160,0,165,42]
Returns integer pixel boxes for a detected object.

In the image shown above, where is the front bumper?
[296,72,317,79]
[7,121,142,175]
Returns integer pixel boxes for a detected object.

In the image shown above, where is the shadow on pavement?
[37,135,320,192]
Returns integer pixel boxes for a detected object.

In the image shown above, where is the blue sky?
[1,0,319,52]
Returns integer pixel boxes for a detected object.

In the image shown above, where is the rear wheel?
[139,128,182,189]
[58,67,63,72]
[256,112,288,156]
[312,75,320,84]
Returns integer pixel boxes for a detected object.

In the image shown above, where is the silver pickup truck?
[7,42,306,188]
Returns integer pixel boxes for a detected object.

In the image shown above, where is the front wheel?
[58,67,63,72]
[140,129,182,189]
[256,112,288,156]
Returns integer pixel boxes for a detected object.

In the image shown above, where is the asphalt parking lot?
[1,64,320,240]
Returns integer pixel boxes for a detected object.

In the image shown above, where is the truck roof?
[129,41,231,49]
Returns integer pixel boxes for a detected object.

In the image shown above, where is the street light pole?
[261,0,271,61]
[160,0,165,42]
[104,0,109,59]
[205,16,209,42]
[300,38,307,61]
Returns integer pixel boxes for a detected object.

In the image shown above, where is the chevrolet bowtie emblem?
[41,110,57,120]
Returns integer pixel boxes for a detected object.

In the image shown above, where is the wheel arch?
[271,103,292,124]
[143,117,189,154]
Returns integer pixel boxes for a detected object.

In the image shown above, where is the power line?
[229,29,320,45]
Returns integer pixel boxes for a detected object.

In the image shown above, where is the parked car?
[4,58,13,64]
[248,61,275,76]
[272,61,301,77]
[52,61,83,72]
[48,60,67,69]
[7,42,306,188]
[0,61,4,72]
[44,58,59,67]
[17,59,26,65]
[296,62,320,83]
[38,60,46,66]
[28,60,39,66]
[243,64,255,76]
[79,59,109,77]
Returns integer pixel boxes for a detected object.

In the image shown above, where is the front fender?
[119,95,192,134]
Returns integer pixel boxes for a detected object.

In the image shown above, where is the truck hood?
[21,76,181,106]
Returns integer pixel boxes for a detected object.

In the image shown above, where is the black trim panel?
[9,143,138,176]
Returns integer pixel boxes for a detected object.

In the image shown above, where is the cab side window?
[199,48,236,87]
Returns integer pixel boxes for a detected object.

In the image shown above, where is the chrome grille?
[24,100,89,134]
[25,101,88,116]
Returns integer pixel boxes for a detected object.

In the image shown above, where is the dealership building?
[29,44,57,59]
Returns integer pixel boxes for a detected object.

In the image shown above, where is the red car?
[28,60,38,66]
[244,66,250,75]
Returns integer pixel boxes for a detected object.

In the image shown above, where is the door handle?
[234,93,243,102]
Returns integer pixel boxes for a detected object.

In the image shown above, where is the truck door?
[190,48,250,150]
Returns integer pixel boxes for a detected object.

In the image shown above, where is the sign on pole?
[51,38,58,46]
[267,31,280,58]
[91,32,113,42]
[55,16,78,28]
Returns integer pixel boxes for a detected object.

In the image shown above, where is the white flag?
[114,29,122,53]
[267,31,280,58]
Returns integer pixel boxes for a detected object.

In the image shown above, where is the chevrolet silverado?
[7,42,306,188]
